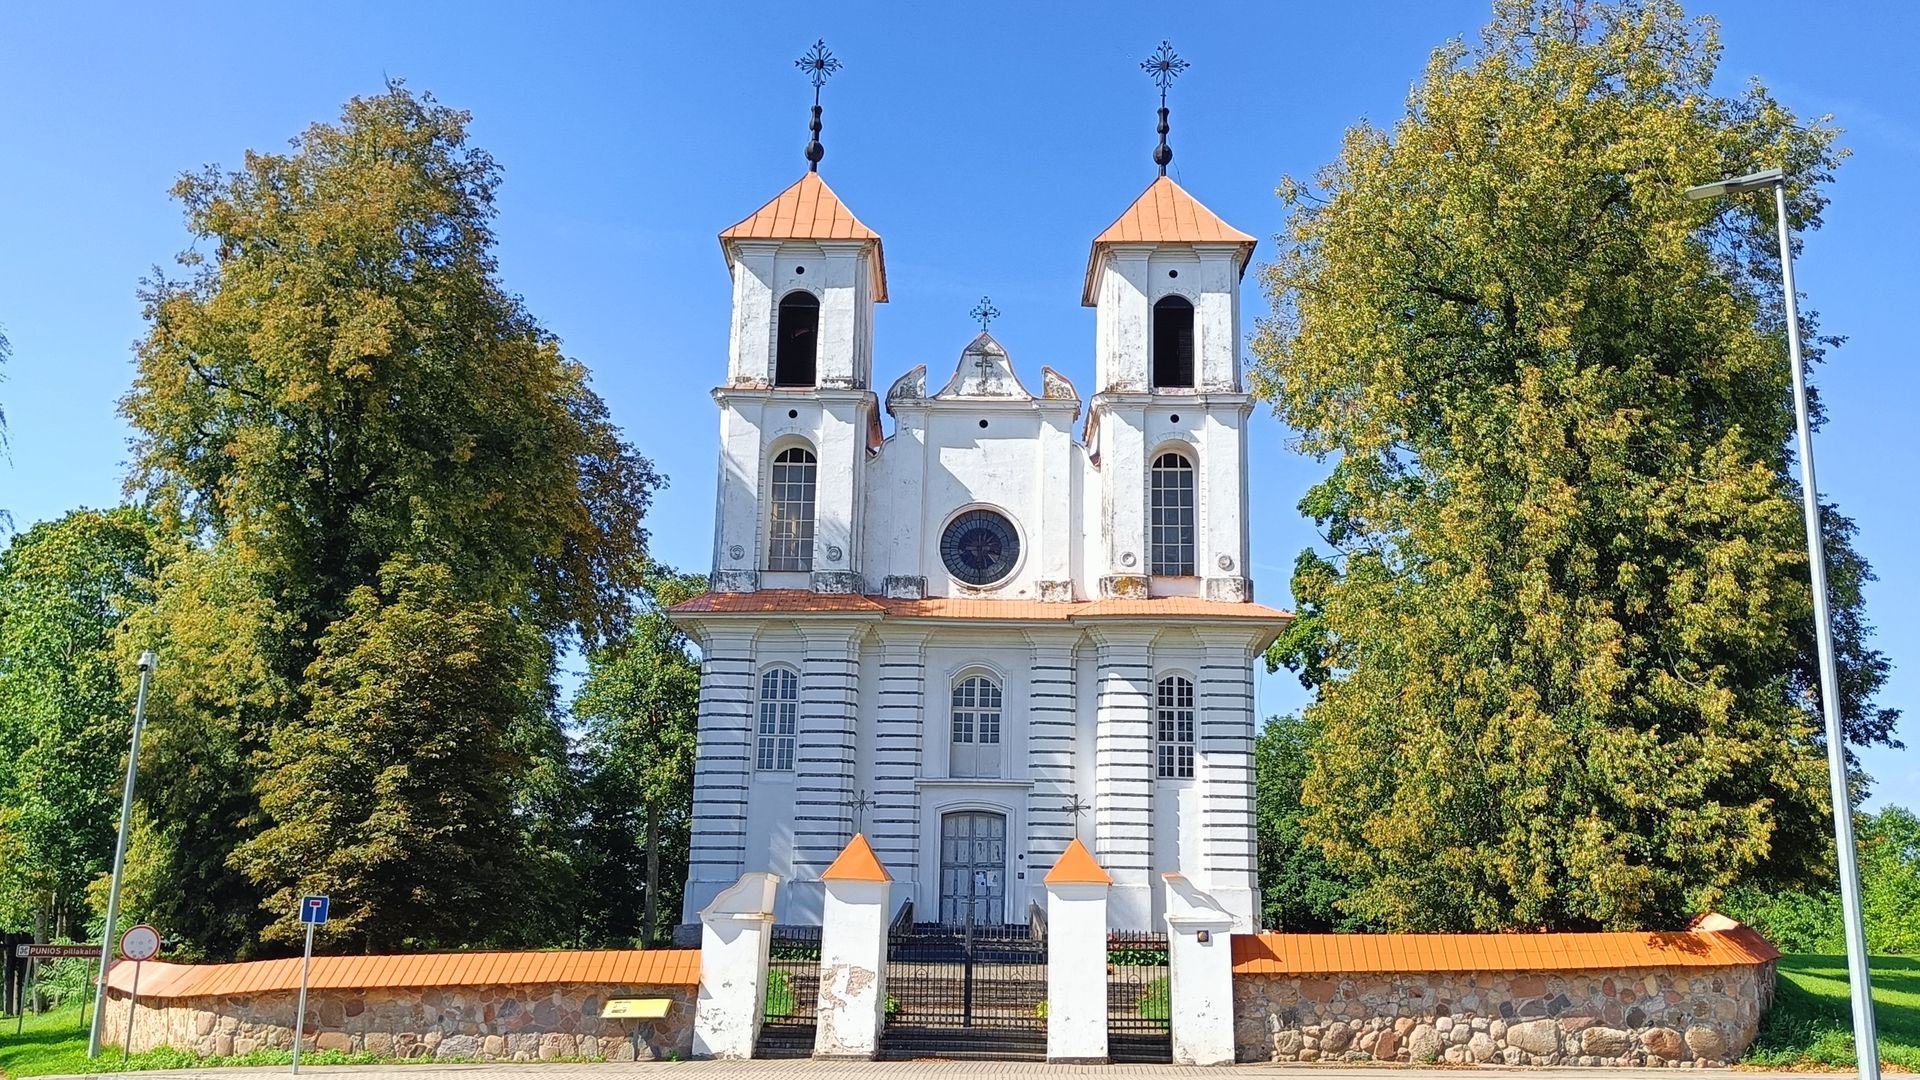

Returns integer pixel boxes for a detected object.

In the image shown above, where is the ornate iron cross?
[1140,41,1188,176]
[844,788,874,832]
[795,39,843,172]
[970,295,1000,332]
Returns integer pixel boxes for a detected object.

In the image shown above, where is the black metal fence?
[761,924,822,1052]
[886,920,1047,1031]
[1106,930,1171,1036]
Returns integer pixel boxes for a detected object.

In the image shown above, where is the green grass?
[1743,953,1919,1071]
[763,968,795,1019]
[0,1005,599,1078]
[1138,975,1171,1022]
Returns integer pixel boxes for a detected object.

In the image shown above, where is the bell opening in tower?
[1151,295,1195,389]
[775,291,820,387]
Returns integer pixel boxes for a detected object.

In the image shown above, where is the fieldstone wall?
[102,981,695,1062]
[1234,964,1775,1067]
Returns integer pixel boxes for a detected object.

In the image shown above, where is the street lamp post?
[86,649,156,1059]
[1685,167,1879,1080]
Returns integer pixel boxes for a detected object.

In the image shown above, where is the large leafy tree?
[1257,0,1896,931]
[570,568,705,946]
[231,558,538,951]
[0,509,155,938]
[116,84,660,953]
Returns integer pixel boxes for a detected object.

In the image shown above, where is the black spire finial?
[970,295,1000,332]
[795,39,842,172]
[1140,40,1188,176]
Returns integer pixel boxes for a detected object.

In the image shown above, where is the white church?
[671,77,1291,932]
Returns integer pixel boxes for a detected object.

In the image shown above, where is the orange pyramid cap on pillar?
[821,833,892,883]
[1043,837,1112,885]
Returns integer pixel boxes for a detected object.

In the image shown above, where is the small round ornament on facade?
[1120,551,1138,568]
[1217,554,1235,571]
[729,544,745,561]
[940,509,1020,587]
[826,544,843,563]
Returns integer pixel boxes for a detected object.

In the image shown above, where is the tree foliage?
[107,84,662,954]
[1256,0,1894,931]
[1253,714,1366,932]
[0,509,155,936]
[569,568,705,946]
[1721,807,1920,955]
[231,558,540,952]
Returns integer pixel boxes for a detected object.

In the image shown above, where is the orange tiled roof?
[822,833,893,883]
[719,172,888,301]
[1043,838,1112,885]
[104,949,700,1000]
[1230,920,1779,976]
[1083,176,1258,306]
[669,590,1292,623]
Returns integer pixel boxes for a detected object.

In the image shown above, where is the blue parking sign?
[299,895,330,925]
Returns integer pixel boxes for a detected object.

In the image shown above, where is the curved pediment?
[934,333,1035,400]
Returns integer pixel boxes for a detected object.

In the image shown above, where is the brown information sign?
[14,944,102,959]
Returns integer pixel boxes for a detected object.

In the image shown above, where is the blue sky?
[1,2,1913,809]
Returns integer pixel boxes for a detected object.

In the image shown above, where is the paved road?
[36,1064,1854,1080]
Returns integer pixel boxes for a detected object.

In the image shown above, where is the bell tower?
[709,40,885,594]
[1083,43,1257,602]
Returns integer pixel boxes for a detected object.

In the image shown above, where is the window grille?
[767,447,817,571]
[757,667,799,771]
[950,674,1003,778]
[1150,451,1196,576]
[1156,676,1195,779]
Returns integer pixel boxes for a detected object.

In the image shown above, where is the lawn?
[1744,953,1920,1071]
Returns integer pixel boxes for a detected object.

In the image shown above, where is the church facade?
[670,161,1291,933]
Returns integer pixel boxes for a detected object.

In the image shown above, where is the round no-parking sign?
[119,924,160,962]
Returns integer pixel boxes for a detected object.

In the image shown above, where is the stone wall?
[1233,964,1775,1067]
[102,981,695,1062]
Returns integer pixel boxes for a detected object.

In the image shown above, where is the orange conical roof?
[1043,837,1112,885]
[822,832,892,883]
[1082,176,1256,305]
[720,172,888,301]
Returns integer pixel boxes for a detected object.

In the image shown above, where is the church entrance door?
[938,811,1006,925]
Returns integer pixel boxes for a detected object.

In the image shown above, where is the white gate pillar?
[694,872,780,1059]
[1045,838,1112,1063]
[1163,873,1238,1065]
[814,834,892,1058]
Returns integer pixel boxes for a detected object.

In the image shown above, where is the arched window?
[775,291,819,387]
[1150,451,1196,576]
[949,674,1003,778]
[1155,676,1195,780]
[757,667,799,771]
[767,446,817,571]
[1151,295,1195,388]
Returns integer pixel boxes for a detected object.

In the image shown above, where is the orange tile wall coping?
[104,949,700,1000]
[1230,921,1779,976]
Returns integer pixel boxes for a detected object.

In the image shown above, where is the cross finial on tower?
[1140,40,1188,176]
[844,788,874,832]
[795,39,843,172]
[970,295,1000,332]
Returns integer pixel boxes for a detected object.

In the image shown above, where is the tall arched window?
[775,291,819,387]
[1155,676,1195,780]
[1151,295,1195,388]
[949,674,1003,778]
[757,666,799,771]
[767,446,817,571]
[1150,451,1196,576]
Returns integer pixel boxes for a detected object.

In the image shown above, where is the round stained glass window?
[941,509,1020,587]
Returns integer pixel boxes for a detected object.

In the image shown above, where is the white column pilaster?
[1088,625,1156,928]
[869,631,929,881]
[684,627,759,921]
[791,624,866,903]
[1024,629,1081,911]
[1196,629,1260,929]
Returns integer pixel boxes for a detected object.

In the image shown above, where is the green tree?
[1256,0,1894,931]
[1253,714,1364,932]
[0,509,155,938]
[121,82,658,659]
[114,84,661,953]
[231,558,540,952]
[570,568,705,946]
[1721,806,1920,954]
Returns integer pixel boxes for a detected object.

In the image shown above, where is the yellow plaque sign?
[601,998,671,1019]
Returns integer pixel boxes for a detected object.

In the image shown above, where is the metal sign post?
[117,925,160,1061]
[291,896,329,1075]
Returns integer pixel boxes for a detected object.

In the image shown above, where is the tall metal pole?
[1773,180,1881,1080]
[87,650,155,1059]
[291,920,315,1075]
